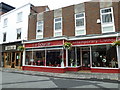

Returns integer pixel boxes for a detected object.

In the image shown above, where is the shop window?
[68,47,81,67]
[46,50,62,67]
[100,7,115,33]
[75,13,86,36]
[92,45,118,68]
[36,21,43,39]
[16,28,21,39]
[68,48,76,67]
[54,17,62,37]
[25,50,45,66]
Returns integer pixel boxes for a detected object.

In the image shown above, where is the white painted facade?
[0,3,31,44]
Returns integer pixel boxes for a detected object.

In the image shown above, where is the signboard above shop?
[25,40,64,48]
[5,45,16,50]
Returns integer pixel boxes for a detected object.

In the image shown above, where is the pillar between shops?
[116,45,120,69]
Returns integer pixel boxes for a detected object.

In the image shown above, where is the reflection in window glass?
[92,45,118,68]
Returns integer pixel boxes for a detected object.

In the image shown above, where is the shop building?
[0,2,15,67]
[22,1,120,73]
[0,2,49,68]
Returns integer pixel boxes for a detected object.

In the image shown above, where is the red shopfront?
[22,37,120,73]
[69,37,120,73]
[22,39,81,73]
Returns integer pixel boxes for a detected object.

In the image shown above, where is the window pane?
[3,33,6,42]
[36,35,43,39]
[55,18,61,22]
[55,32,62,37]
[46,50,62,67]
[4,18,8,27]
[68,48,76,66]
[102,14,112,23]
[37,26,42,32]
[17,28,21,39]
[102,8,111,13]
[76,13,84,18]
[37,21,43,33]
[103,26,113,32]
[92,45,118,68]
[76,30,85,35]
[55,22,61,30]
[76,18,84,26]
[17,12,22,22]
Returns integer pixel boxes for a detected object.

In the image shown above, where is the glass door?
[81,47,90,70]
[4,53,11,68]
[11,52,15,68]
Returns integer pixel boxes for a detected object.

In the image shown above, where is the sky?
[1,0,91,10]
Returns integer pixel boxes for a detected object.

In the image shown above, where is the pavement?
[0,67,119,82]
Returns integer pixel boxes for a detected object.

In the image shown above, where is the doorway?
[4,52,22,69]
[81,47,90,70]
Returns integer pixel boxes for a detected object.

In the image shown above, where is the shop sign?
[71,37,116,45]
[25,40,63,48]
[5,45,16,50]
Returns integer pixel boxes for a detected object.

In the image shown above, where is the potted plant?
[64,42,72,49]
[112,40,120,46]
[17,46,25,51]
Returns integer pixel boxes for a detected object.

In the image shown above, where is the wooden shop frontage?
[2,41,23,69]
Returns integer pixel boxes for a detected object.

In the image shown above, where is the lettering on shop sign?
[25,40,63,48]
[71,37,116,45]
[5,45,16,50]
[33,43,51,47]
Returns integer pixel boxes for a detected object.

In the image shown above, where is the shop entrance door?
[11,52,15,68]
[81,47,90,70]
[4,52,22,69]
[15,52,22,69]
[4,53,11,68]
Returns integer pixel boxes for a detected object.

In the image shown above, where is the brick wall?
[62,5,75,36]
[85,2,101,35]
[27,14,37,40]
[44,11,54,38]
[112,2,120,32]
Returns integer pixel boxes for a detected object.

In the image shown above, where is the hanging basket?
[112,40,120,46]
[17,46,25,51]
[63,42,72,49]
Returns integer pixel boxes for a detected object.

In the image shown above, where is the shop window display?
[68,47,76,67]
[92,45,118,68]
[25,51,45,66]
[46,50,62,67]
[68,47,81,67]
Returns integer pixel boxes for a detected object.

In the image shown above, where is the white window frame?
[75,12,86,36]
[36,21,44,39]
[100,7,115,33]
[17,12,23,23]
[3,18,8,27]
[54,17,62,37]
[16,28,21,39]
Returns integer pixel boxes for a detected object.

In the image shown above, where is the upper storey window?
[3,18,8,27]
[17,12,22,22]
[100,7,115,33]
[54,17,62,37]
[75,13,86,36]
[36,21,43,39]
